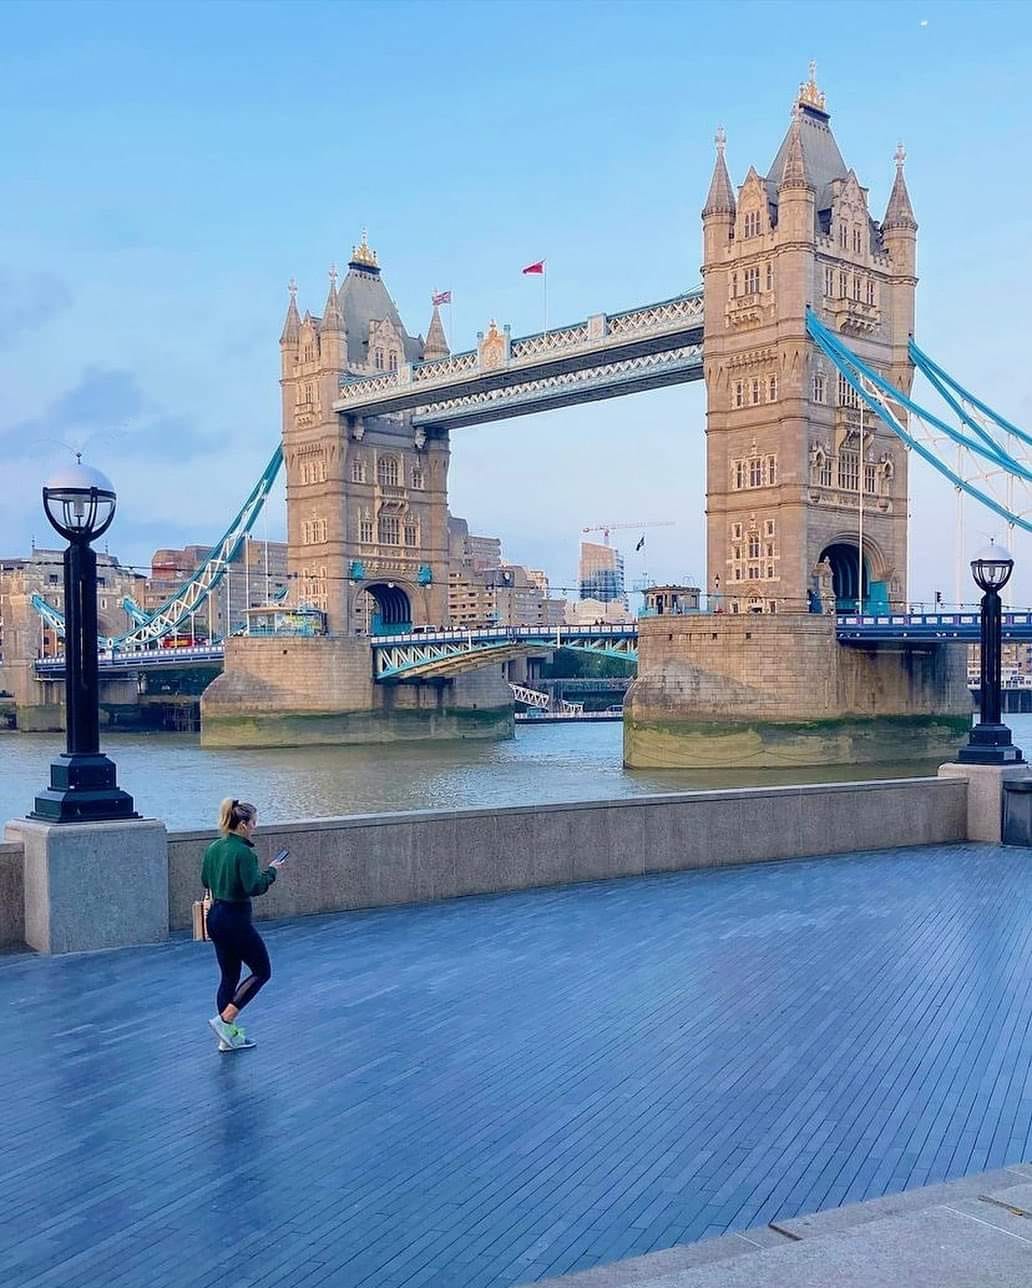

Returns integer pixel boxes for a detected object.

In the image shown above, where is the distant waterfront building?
[565,597,634,626]
[0,549,145,670]
[578,541,626,608]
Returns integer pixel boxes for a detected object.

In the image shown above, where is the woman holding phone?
[201,798,289,1053]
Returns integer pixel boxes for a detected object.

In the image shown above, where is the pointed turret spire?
[703,127,736,217]
[423,303,449,361]
[280,277,301,346]
[883,143,917,231]
[321,263,344,332]
[778,106,812,191]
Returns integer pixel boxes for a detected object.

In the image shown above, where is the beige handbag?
[192,889,212,941]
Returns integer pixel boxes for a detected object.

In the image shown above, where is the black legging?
[207,900,272,1015]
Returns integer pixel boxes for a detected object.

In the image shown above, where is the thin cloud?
[0,269,72,349]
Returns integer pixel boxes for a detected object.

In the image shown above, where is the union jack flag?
[432,290,451,306]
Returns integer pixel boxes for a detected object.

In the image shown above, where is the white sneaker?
[208,1015,235,1045]
[218,1034,256,1052]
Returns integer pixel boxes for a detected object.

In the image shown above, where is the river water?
[2,715,1023,832]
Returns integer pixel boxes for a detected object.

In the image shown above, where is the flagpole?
[449,298,454,351]
[543,265,548,335]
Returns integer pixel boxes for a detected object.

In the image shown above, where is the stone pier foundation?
[625,612,971,769]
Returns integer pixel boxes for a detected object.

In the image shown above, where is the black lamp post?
[30,461,137,822]
[958,541,1023,765]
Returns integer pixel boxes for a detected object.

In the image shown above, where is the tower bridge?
[15,68,1031,764]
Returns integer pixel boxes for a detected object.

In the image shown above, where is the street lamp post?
[30,462,137,822]
[958,541,1023,765]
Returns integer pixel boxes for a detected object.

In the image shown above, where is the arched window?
[750,378,761,406]
[404,519,418,547]
[351,457,366,484]
[374,349,384,371]
[388,351,399,372]
[378,514,400,545]
[839,222,847,248]
[359,512,373,544]
[731,272,738,299]
[377,456,399,487]
[411,466,424,491]
[812,372,826,404]
[768,374,777,402]
[852,227,862,254]
[866,280,876,306]
[745,266,760,294]
[765,262,773,292]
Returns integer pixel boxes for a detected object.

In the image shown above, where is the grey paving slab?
[635,1204,1032,1287]
[3,843,1032,1287]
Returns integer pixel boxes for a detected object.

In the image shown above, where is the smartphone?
[274,848,290,864]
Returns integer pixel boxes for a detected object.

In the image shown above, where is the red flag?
[522,260,546,275]
[432,290,451,306]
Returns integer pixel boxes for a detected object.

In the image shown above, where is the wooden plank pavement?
[2,842,1032,1286]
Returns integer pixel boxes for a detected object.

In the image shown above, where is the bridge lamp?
[959,541,1022,766]
[30,462,137,822]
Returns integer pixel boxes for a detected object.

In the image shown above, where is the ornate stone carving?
[478,320,509,371]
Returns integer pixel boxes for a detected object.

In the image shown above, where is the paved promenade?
[3,842,1032,1286]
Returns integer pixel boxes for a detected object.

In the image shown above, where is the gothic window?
[734,380,744,409]
[404,519,418,547]
[374,349,384,371]
[733,461,746,489]
[749,457,763,487]
[852,227,862,254]
[750,378,761,405]
[838,451,859,492]
[865,462,877,494]
[351,457,367,484]
[744,211,760,238]
[378,514,400,545]
[319,519,328,543]
[866,280,876,306]
[768,374,777,402]
[748,534,761,560]
[853,275,862,301]
[377,456,399,487]
[731,272,738,299]
[766,454,777,484]
[359,513,373,543]
[389,351,399,373]
[824,267,834,297]
[837,373,861,409]
[839,222,848,249]
[765,262,773,292]
[302,520,311,545]
[764,519,775,538]
[812,372,826,403]
[745,266,760,294]
[732,522,743,540]
[819,456,833,487]
[839,271,847,297]
[411,465,424,490]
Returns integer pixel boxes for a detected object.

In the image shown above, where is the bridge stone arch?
[353,579,424,636]
[818,532,892,612]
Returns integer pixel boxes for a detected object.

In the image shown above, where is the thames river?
[0,716,1017,831]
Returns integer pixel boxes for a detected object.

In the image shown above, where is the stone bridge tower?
[701,68,917,613]
[279,234,452,635]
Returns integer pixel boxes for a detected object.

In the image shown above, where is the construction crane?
[581,521,676,546]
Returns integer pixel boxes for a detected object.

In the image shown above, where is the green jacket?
[201,833,277,902]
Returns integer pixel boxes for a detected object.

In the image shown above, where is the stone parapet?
[164,777,967,930]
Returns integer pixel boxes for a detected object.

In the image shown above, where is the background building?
[145,539,289,639]
[578,541,627,609]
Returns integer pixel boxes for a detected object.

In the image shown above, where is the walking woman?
[202,798,287,1052]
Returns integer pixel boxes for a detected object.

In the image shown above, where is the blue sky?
[1,0,1030,602]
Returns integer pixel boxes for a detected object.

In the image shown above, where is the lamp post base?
[957,723,1025,766]
[30,753,138,823]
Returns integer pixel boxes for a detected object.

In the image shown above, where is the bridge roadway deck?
[4,841,1032,1287]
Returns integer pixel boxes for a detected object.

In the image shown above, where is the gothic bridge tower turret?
[701,67,917,613]
[279,233,451,635]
